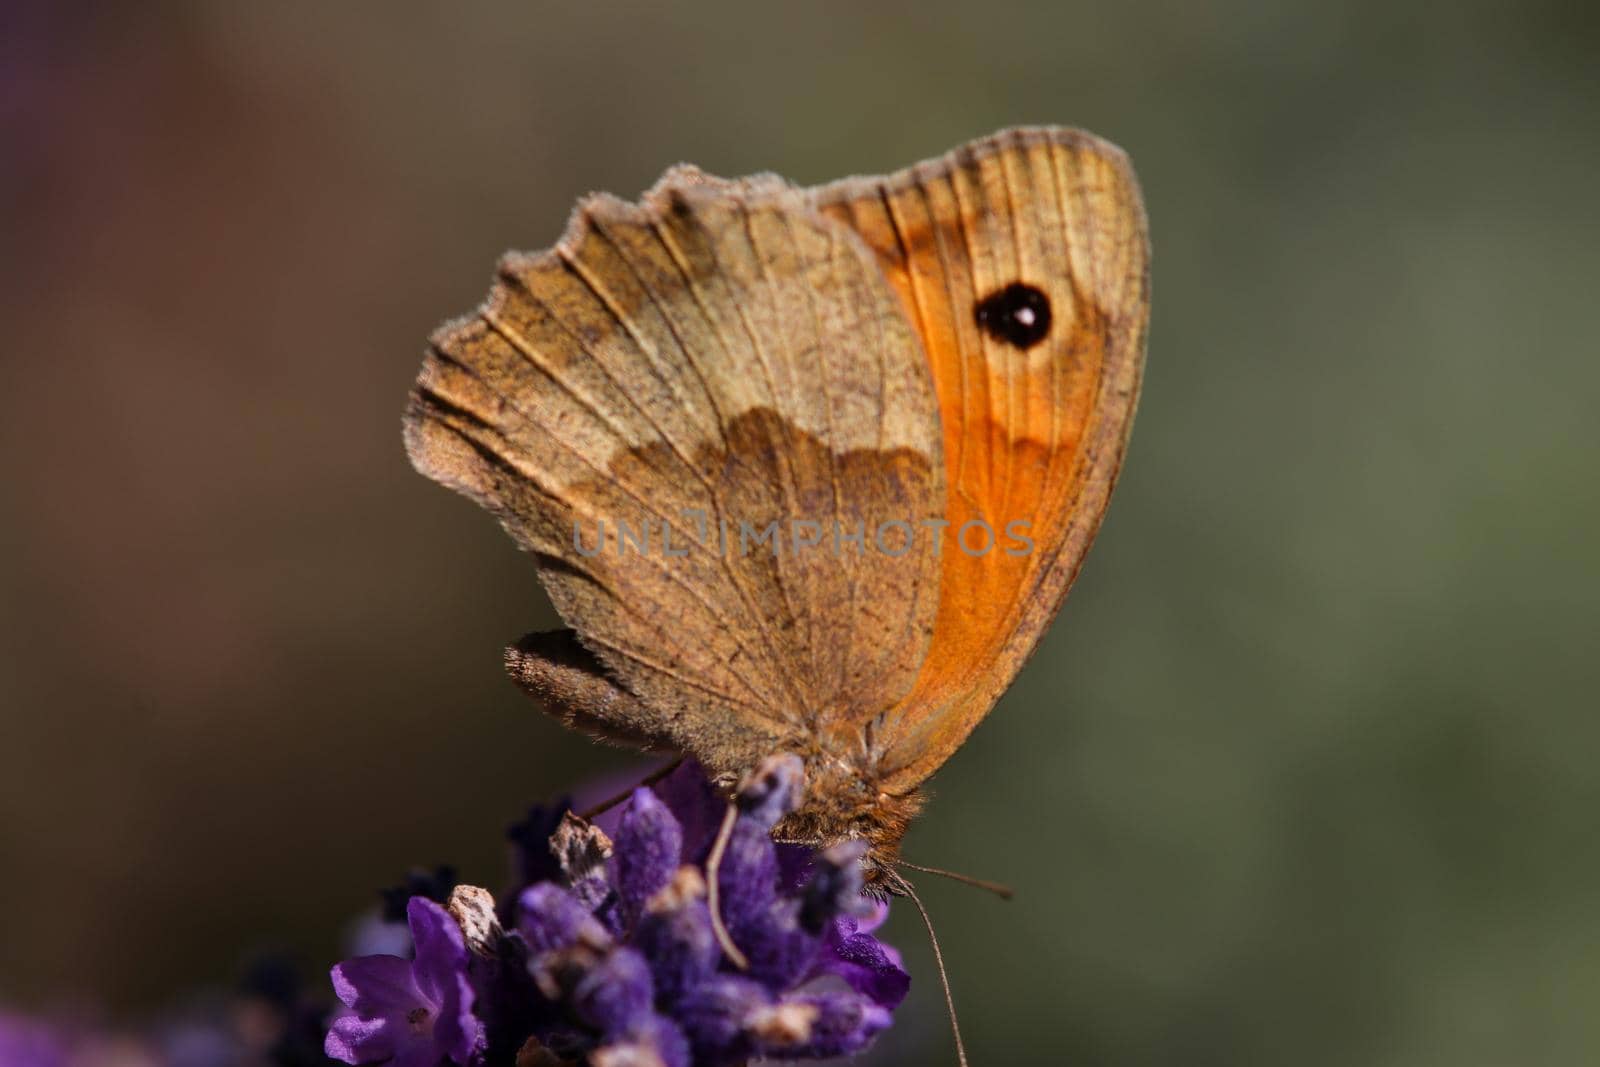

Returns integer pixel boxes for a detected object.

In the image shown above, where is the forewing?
[812,127,1150,790]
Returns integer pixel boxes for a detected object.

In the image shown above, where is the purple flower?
[507,757,905,1066]
[325,897,481,1067]
[324,757,908,1067]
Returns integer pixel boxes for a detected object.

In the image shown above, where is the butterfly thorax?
[773,755,925,882]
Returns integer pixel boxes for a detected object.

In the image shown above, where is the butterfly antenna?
[703,800,750,970]
[891,858,1015,900]
[578,757,684,821]
[892,871,970,1067]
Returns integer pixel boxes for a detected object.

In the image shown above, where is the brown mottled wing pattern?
[405,171,944,777]
[811,127,1150,794]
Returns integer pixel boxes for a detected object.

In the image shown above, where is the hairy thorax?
[774,754,925,883]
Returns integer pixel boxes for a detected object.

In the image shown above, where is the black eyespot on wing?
[974,282,1052,350]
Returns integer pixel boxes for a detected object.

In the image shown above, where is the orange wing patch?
[813,128,1150,791]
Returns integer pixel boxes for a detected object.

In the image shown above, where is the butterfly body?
[409,127,1149,877]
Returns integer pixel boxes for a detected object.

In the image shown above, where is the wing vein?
[438,330,780,711]
[659,204,814,711]
[638,212,813,714]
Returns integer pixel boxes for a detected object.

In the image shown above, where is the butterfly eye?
[974,282,1052,350]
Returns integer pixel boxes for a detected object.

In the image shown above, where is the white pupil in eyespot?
[1014,307,1035,327]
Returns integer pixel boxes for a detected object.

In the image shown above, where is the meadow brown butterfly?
[406,125,1148,882]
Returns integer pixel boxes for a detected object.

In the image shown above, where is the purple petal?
[518,883,608,955]
[572,946,656,1034]
[648,760,727,864]
[740,905,818,992]
[586,762,673,839]
[756,992,892,1058]
[406,897,469,1007]
[675,974,769,1062]
[572,877,621,936]
[716,818,778,937]
[852,896,891,935]
[632,891,718,1007]
[714,816,822,990]
[323,1008,397,1065]
[821,932,911,1010]
[611,788,683,927]
[430,967,480,1064]
[329,955,420,1015]
[404,898,481,1063]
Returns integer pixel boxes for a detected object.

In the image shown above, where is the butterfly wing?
[406,171,944,777]
[811,127,1150,793]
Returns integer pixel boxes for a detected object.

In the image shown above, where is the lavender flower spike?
[326,896,482,1067]
[325,758,908,1066]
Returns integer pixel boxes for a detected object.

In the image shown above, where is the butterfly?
[406,125,1148,884]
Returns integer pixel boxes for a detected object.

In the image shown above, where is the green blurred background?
[3,2,1597,1064]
